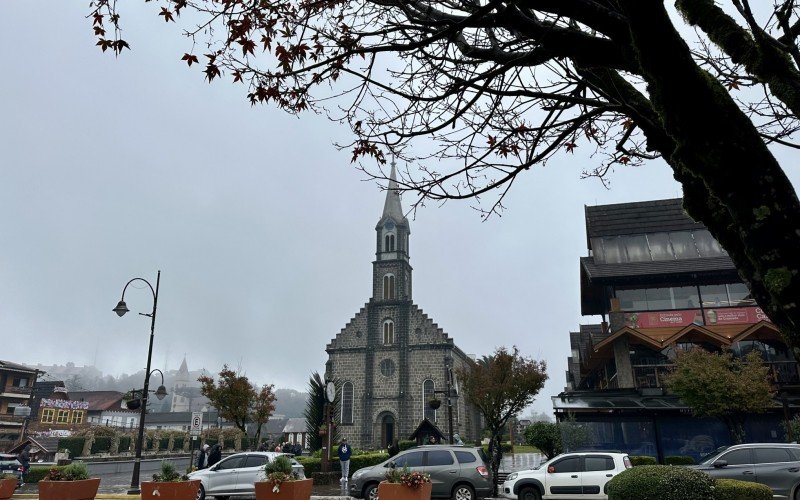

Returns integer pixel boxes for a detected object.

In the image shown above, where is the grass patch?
[512,445,539,453]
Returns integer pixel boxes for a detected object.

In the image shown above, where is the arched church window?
[423,379,436,422]
[384,234,396,252]
[383,320,394,344]
[383,274,396,300]
[341,382,354,424]
[380,359,396,377]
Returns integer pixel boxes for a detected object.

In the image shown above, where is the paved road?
[18,453,541,495]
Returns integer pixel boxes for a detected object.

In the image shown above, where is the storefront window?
[672,286,700,309]
[617,289,647,311]
[645,288,673,310]
[699,284,728,307]
[728,283,756,306]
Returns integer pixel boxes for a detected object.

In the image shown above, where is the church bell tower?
[373,161,412,303]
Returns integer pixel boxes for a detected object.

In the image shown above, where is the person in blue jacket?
[337,438,352,483]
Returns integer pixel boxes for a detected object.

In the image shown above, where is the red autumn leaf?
[93,26,106,36]
[487,135,496,147]
[96,39,114,52]
[565,141,577,153]
[622,119,635,131]
[619,156,630,165]
[93,13,104,26]
[239,38,257,57]
[113,39,130,53]
[204,63,221,82]
[726,79,740,90]
[181,53,199,66]
[232,71,243,83]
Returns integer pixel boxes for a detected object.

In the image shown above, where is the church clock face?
[326,381,336,403]
[385,220,395,231]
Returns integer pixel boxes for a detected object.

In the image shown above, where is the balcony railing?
[629,360,799,389]
[3,386,32,395]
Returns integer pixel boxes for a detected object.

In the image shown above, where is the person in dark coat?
[337,438,352,483]
[17,444,30,485]
[388,439,399,457]
[196,444,209,469]
[207,444,222,467]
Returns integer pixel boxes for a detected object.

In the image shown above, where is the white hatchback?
[188,451,305,500]
[501,452,631,500]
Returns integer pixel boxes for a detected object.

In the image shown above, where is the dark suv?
[0,454,23,485]
[349,445,492,500]
[691,443,800,498]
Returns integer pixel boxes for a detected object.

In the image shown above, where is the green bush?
[523,422,562,460]
[481,443,513,454]
[628,455,657,466]
[713,479,772,500]
[664,455,695,465]
[118,436,132,452]
[224,438,235,450]
[607,465,714,500]
[91,437,112,454]
[57,437,86,458]
[398,440,416,451]
[159,437,170,450]
[297,452,386,477]
[173,437,184,450]
[26,466,63,483]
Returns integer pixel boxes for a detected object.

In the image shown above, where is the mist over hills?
[34,362,307,418]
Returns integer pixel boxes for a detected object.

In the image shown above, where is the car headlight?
[506,472,518,481]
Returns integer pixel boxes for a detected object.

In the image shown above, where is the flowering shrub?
[264,455,299,492]
[384,466,430,489]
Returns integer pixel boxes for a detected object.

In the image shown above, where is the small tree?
[665,349,774,444]
[198,365,276,449]
[524,421,561,460]
[304,372,325,452]
[457,347,547,495]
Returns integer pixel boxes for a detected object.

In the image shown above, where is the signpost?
[190,412,203,470]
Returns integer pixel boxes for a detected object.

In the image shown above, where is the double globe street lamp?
[113,271,162,495]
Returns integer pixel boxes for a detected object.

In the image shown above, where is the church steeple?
[373,159,412,301]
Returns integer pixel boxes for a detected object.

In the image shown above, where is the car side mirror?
[712,460,727,468]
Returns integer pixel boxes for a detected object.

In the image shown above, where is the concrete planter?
[140,479,201,500]
[255,478,313,500]
[38,478,101,500]
[0,478,17,500]
[378,481,432,500]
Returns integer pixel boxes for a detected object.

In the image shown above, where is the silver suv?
[690,443,800,498]
[349,445,492,500]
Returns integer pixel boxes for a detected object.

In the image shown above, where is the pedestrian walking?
[196,444,209,469]
[207,444,222,467]
[17,444,30,486]
[388,439,399,457]
[337,438,352,483]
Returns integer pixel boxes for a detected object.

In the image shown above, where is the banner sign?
[41,399,89,410]
[624,306,770,329]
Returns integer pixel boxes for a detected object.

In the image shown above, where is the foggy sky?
[2,2,798,417]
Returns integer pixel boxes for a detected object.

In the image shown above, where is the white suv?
[501,452,631,500]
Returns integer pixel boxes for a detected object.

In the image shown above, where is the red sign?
[624,307,771,329]
[624,310,702,329]
[704,307,771,325]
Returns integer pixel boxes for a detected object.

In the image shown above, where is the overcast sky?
[2,2,799,416]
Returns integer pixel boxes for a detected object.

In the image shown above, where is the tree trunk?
[618,0,800,350]
[488,432,503,496]
[721,416,746,445]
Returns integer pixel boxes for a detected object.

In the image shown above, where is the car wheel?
[452,483,475,500]
[519,486,541,500]
[795,484,800,500]
[364,482,379,500]
[196,485,205,500]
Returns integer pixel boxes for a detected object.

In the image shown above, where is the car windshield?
[698,446,730,464]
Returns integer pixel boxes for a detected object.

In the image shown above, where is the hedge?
[628,455,657,466]
[159,437,170,450]
[173,437,184,450]
[664,455,695,465]
[118,436,132,453]
[224,438,235,450]
[90,437,112,454]
[398,440,416,451]
[25,466,64,484]
[57,438,86,458]
[297,452,387,477]
[481,443,513,454]
[607,465,714,500]
[713,479,772,500]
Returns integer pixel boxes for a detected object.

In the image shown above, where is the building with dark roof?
[0,360,39,450]
[555,198,796,463]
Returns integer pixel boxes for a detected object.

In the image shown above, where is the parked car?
[0,454,24,486]
[690,442,800,499]
[188,451,305,500]
[349,444,492,500]
[500,452,632,500]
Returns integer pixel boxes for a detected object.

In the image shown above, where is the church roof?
[381,161,409,226]
[178,357,189,375]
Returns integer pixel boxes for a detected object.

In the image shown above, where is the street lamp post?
[113,271,161,495]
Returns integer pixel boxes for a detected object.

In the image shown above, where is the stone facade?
[325,164,481,450]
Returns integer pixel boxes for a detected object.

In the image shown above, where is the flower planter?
[255,478,313,500]
[0,478,17,500]
[38,478,101,500]
[140,480,201,500]
[378,481,432,500]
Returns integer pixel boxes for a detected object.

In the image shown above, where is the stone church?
[325,164,482,450]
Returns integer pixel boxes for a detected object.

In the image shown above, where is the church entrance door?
[381,414,395,448]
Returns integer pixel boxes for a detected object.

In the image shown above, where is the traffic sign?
[190,411,203,436]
